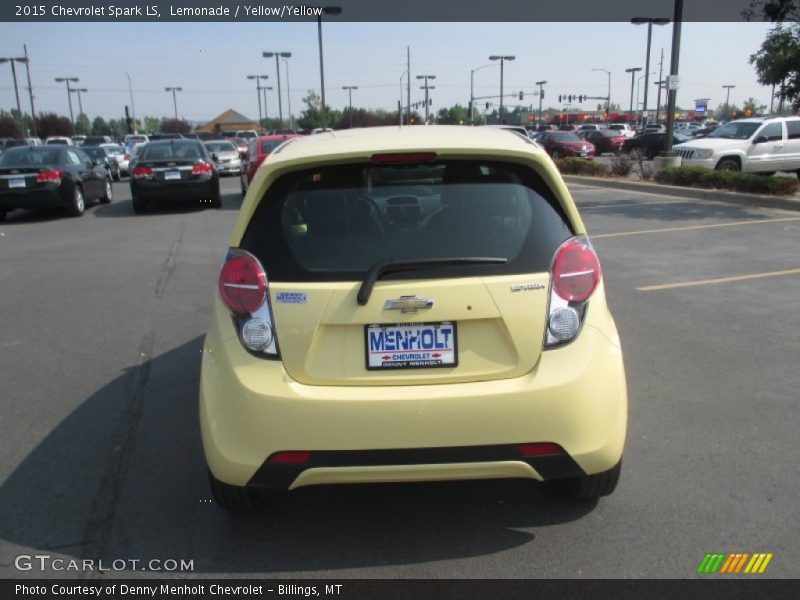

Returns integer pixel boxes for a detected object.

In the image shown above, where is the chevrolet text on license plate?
[365,322,457,370]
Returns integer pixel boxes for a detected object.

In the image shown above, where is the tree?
[74,114,90,136]
[35,113,74,138]
[436,104,470,125]
[297,90,325,130]
[160,118,192,134]
[0,115,22,138]
[743,97,768,116]
[748,13,800,111]
[143,116,161,134]
[742,0,799,22]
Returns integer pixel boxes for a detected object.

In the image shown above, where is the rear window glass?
[205,142,236,153]
[241,160,573,282]
[260,140,285,154]
[140,143,203,160]
[0,147,61,166]
[787,120,800,140]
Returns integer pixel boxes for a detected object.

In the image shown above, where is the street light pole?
[469,63,498,124]
[262,85,273,128]
[722,84,735,116]
[632,17,670,128]
[625,67,642,119]
[164,86,182,121]
[23,46,36,137]
[263,52,291,129]
[591,68,611,123]
[283,58,293,131]
[54,76,79,126]
[655,80,666,123]
[247,75,267,126]
[316,6,341,128]
[489,55,515,123]
[416,75,436,123]
[535,80,547,127]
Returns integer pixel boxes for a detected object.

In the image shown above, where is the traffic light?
[429,98,432,106]
[541,90,544,99]
[558,95,562,103]
[568,95,573,102]
[486,102,490,109]
[579,95,584,102]
[518,91,523,100]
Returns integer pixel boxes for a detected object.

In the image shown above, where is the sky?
[0,21,779,124]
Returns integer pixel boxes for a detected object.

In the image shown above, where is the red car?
[533,131,595,159]
[240,134,304,195]
[577,130,627,156]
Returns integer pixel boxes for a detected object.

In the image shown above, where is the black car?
[148,133,184,141]
[692,125,719,138]
[129,139,220,214]
[621,132,692,160]
[82,145,121,181]
[0,146,112,220]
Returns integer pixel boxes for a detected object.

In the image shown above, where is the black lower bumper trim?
[247,443,586,490]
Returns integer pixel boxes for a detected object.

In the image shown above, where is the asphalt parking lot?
[0,176,798,579]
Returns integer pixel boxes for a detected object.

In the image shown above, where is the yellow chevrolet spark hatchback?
[200,126,627,511]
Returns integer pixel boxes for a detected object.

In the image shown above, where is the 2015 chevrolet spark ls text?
[200,126,627,511]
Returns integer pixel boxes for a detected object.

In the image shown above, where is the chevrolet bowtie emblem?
[383,295,434,313]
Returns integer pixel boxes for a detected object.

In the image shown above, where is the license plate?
[365,322,457,370]
[164,170,181,181]
[8,177,26,188]
[579,152,588,158]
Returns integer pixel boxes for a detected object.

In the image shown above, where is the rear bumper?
[0,187,66,210]
[200,307,628,489]
[130,179,218,201]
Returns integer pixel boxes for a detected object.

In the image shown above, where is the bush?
[610,154,633,176]
[654,166,799,196]
[554,157,608,177]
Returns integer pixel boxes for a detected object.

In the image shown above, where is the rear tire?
[100,179,113,204]
[69,186,85,217]
[132,195,147,214]
[208,469,263,512]
[559,459,621,500]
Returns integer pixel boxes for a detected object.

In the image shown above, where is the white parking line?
[592,217,800,239]
[638,268,800,291]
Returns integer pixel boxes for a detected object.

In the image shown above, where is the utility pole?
[262,85,273,128]
[417,75,435,123]
[284,58,293,130]
[23,45,36,137]
[263,52,291,129]
[71,88,87,117]
[655,48,664,122]
[625,67,642,116]
[164,86,182,121]
[125,73,137,133]
[2,59,24,134]
[722,84,735,118]
[54,76,79,126]
[489,55,515,124]
[342,85,357,128]
[664,0,683,155]
[406,46,411,125]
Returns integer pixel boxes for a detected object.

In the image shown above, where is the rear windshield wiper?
[357,257,508,306]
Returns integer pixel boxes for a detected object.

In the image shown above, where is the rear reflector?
[371,152,438,164]
[518,443,563,457]
[268,451,312,465]
[36,169,63,183]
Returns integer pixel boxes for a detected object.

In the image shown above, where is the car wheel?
[100,179,113,204]
[208,469,264,512]
[69,186,85,217]
[132,195,147,214]
[558,459,622,500]
[551,149,560,159]
[715,158,740,172]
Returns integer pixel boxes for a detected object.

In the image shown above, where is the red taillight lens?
[192,161,213,175]
[218,250,267,314]
[518,443,563,457]
[36,169,62,183]
[552,238,601,302]
[267,451,312,465]
[131,165,153,179]
[123,154,130,161]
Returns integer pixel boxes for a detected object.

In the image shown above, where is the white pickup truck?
[673,116,800,174]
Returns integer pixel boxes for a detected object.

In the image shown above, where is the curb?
[562,174,800,212]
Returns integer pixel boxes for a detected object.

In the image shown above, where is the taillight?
[552,238,600,302]
[219,249,279,358]
[131,165,153,179]
[192,161,213,175]
[267,451,311,465]
[36,169,62,183]
[544,236,601,349]
[219,250,267,314]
